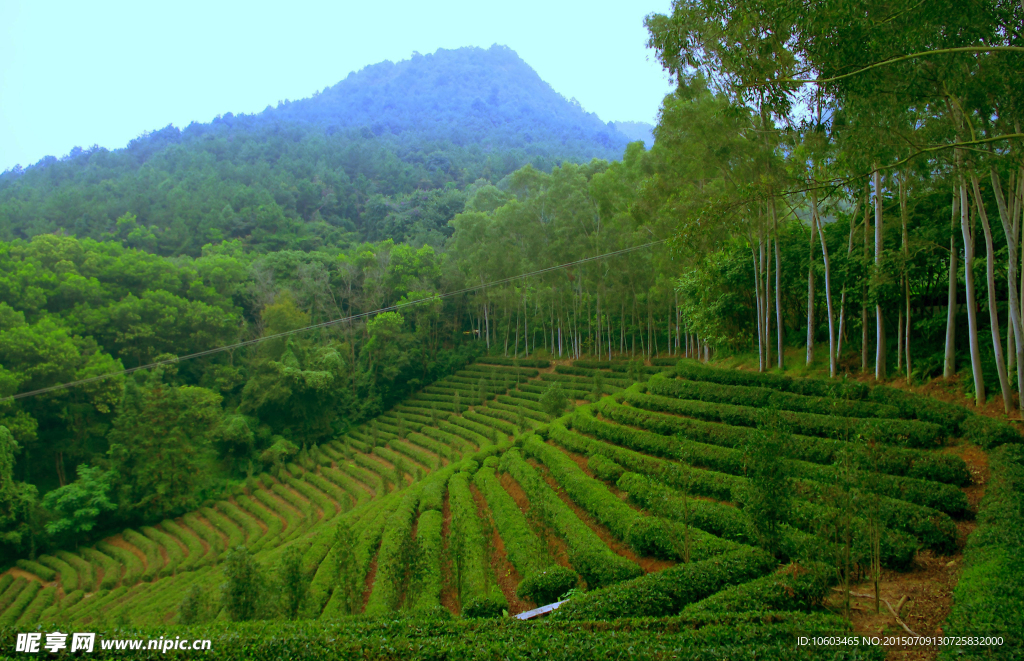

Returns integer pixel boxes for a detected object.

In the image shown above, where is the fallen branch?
[834,589,921,637]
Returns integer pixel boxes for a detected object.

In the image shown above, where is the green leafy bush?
[587,454,624,482]
[122,528,164,580]
[681,562,833,615]
[521,436,673,558]
[464,410,517,436]
[961,415,1024,449]
[79,546,121,589]
[0,581,40,626]
[474,357,549,369]
[621,391,945,448]
[407,509,445,612]
[499,447,642,589]
[588,406,968,517]
[515,565,578,605]
[449,472,507,617]
[473,466,557,590]
[941,444,1024,650]
[365,482,426,615]
[550,547,776,621]
[17,585,56,627]
[36,555,79,591]
[15,559,56,582]
[649,376,899,419]
[674,359,869,400]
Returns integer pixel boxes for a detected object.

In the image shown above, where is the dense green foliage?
[942,445,1024,651]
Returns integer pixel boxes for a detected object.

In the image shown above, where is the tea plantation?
[0,358,1020,659]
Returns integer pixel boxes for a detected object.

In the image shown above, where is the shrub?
[516,565,578,605]
[648,376,899,419]
[221,546,267,621]
[449,472,507,617]
[594,403,968,515]
[521,436,672,558]
[681,562,834,616]
[962,415,1024,449]
[12,589,52,630]
[185,512,229,555]
[0,579,28,615]
[464,410,517,436]
[79,546,121,589]
[122,528,164,580]
[621,391,945,448]
[139,526,183,578]
[15,559,56,582]
[35,555,77,592]
[540,382,569,418]
[941,444,1024,649]
[440,420,490,447]
[407,509,444,612]
[288,478,340,518]
[0,582,42,626]
[474,357,549,369]
[234,496,284,553]
[499,447,642,588]
[588,454,624,482]
[551,547,777,621]
[388,439,439,470]
[473,467,552,579]
[418,426,476,454]
[675,359,869,400]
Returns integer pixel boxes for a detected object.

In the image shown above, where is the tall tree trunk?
[972,174,1013,412]
[990,166,1024,416]
[806,207,816,366]
[837,196,859,361]
[753,246,765,371]
[897,308,904,370]
[766,234,773,370]
[960,175,987,406]
[773,199,784,369]
[524,294,530,357]
[899,172,912,383]
[814,190,837,378]
[874,169,887,381]
[862,188,871,373]
[944,187,959,379]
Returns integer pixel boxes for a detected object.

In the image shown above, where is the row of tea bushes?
[498,447,642,589]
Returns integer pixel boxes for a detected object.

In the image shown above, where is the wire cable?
[0,239,668,403]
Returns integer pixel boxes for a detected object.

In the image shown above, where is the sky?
[0,0,676,172]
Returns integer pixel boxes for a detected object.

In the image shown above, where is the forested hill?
[0,45,649,256]
[271,46,636,153]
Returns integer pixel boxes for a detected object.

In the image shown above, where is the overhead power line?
[1,239,668,404]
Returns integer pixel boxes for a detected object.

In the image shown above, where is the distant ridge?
[608,121,655,149]
[0,45,648,253]
[266,45,636,153]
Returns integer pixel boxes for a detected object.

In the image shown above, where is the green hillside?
[0,46,641,255]
[1,358,1016,658]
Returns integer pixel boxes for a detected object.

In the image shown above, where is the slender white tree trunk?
[972,174,1013,412]
[753,245,765,371]
[862,191,871,373]
[837,197,859,361]
[990,166,1024,416]
[944,187,959,379]
[806,208,816,366]
[765,234,773,370]
[960,175,987,406]
[874,169,887,381]
[814,191,837,378]
[773,199,784,369]
[899,172,912,383]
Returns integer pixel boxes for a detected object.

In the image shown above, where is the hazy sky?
[0,0,676,172]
